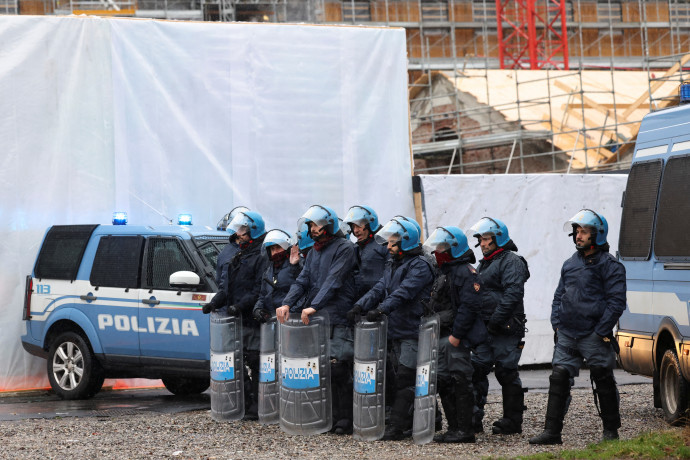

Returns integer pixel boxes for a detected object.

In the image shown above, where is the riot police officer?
[276,205,358,435]
[529,209,626,445]
[347,218,434,441]
[214,206,249,292]
[252,229,302,322]
[204,210,268,420]
[344,205,389,300]
[468,217,530,435]
[423,226,486,444]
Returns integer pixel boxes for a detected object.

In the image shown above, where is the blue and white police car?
[21,213,229,399]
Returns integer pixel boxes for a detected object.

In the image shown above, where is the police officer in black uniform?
[214,206,249,292]
[343,205,389,300]
[424,226,487,444]
[468,217,530,435]
[347,218,434,441]
[276,205,358,435]
[530,209,626,445]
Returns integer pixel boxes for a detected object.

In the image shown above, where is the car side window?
[654,154,690,260]
[144,238,196,289]
[90,236,144,288]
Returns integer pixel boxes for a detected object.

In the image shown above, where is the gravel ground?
[0,384,675,460]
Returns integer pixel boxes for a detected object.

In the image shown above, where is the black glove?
[226,304,239,316]
[253,308,271,323]
[346,305,362,323]
[366,308,384,322]
[487,320,502,336]
[201,303,215,315]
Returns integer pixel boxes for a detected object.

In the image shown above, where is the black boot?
[331,361,353,435]
[382,366,415,441]
[471,361,490,434]
[440,373,475,443]
[591,366,621,442]
[434,378,458,443]
[529,366,571,445]
[492,384,526,434]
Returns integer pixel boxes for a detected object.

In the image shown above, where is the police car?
[21,213,229,399]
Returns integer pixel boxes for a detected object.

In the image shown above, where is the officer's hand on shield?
[276,305,290,323]
[366,308,384,322]
[301,307,316,325]
[253,308,271,323]
[346,305,362,323]
[226,304,239,316]
[448,335,460,347]
[201,303,215,314]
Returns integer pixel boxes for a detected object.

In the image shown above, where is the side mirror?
[169,271,201,290]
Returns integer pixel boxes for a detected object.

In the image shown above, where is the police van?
[21,214,229,399]
[616,98,690,424]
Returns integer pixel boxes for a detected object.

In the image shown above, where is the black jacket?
[253,259,302,315]
[551,250,627,339]
[355,249,434,340]
[476,249,530,326]
[354,238,389,300]
[226,234,268,327]
[215,239,239,291]
[282,237,357,326]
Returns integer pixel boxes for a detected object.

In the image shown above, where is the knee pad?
[450,372,472,389]
[472,361,491,382]
[590,366,615,385]
[395,365,416,392]
[550,365,571,386]
[495,365,519,387]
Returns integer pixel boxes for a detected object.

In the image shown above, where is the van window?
[34,225,99,280]
[619,159,662,260]
[144,238,196,289]
[90,236,144,288]
[654,154,690,259]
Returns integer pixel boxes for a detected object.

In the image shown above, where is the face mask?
[434,251,453,267]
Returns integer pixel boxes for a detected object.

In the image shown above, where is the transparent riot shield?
[258,317,279,425]
[412,314,440,444]
[278,312,331,435]
[210,310,244,421]
[352,316,387,441]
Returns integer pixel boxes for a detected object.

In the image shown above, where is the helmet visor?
[297,205,334,231]
[344,206,372,228]
[374,219,405,245]
[228,212,255,235]
[263,229,292,251]
[468,217,500,239]
[423,227,454,253]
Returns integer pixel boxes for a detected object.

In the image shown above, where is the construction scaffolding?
[5,0,690,174]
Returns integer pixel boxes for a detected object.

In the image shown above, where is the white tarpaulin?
[419,174,628,365]
[0,16,413,391]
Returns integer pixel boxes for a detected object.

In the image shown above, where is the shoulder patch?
[473,282,480,292]
[468,265,477,274]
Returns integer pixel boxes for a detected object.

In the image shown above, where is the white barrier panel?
[419,174,628,365]
[0,16,412,391]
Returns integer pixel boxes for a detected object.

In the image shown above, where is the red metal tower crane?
[496,0,569,70]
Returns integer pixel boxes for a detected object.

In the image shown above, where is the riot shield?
[412,314,440,444]
[210,310,244,421]
[258,317,279,425]
[352,316,387,441]
[278,312,332,435]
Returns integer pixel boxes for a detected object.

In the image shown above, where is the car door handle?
[142,298,160,305]
[80,294,97,301]
[664,263,690,270]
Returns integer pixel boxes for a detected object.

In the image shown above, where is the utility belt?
[485,315,527,336]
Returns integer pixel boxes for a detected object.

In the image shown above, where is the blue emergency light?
[112,212,128,225]
[680,82,690,104]
[178,214,193,226]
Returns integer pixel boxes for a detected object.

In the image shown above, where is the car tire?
[659,348,689,425]
[47,331,103,400]
[162,376,210,396]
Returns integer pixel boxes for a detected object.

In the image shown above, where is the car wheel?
[47,331,102,400]
[162,376,210,396]
[659,348,689,425]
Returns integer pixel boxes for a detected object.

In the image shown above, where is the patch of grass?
[509,427,690,460]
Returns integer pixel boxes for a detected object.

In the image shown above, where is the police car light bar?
[680,82,690,104]
[112,212,128,225]
[178,214,193,226]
